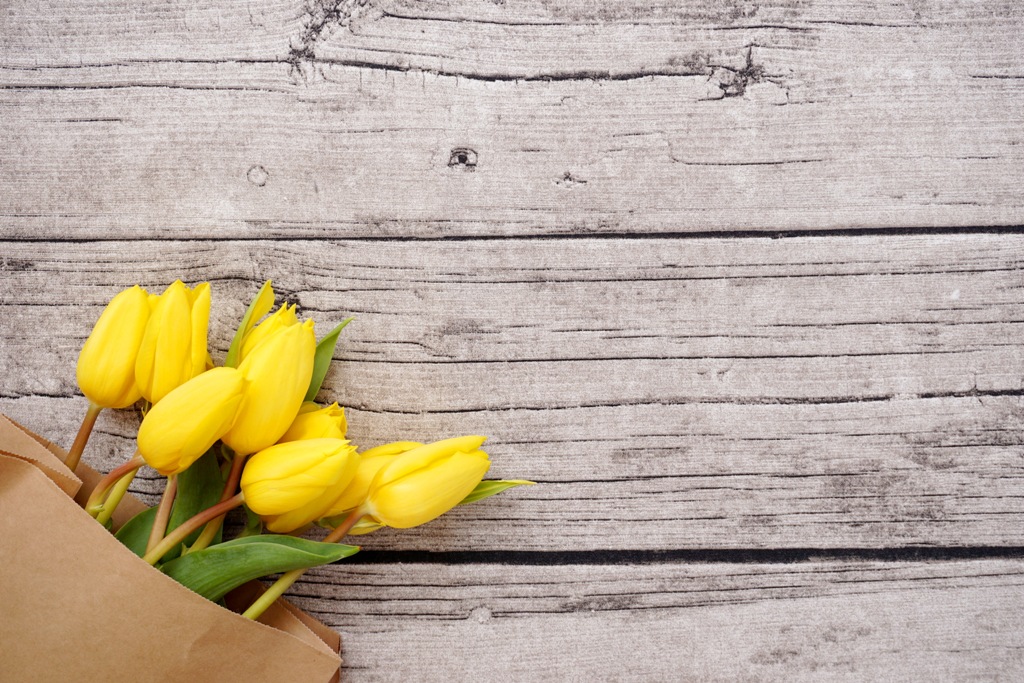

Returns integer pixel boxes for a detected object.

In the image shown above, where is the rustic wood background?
[3,0,1024,679]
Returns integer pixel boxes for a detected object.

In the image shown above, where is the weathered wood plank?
[1,0,1022,238]
[5,1,1024,680]
[5,393,1023,550]
[2,235,1022,550]
[289,559,1024,681]
[2,235,1022,400]
[314,0,1024,82]
[0,0,295,64]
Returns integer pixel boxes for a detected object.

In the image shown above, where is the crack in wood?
[282,3,785,91]
[289,0,370,78]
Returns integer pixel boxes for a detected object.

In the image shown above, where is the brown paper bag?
[0,414,342,683]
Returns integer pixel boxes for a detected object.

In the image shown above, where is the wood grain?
[289,558,1024,680]
[2,235,1022,550]
[7,392,1024,551]
[4,1,1024,679]
[2,0,1022,238]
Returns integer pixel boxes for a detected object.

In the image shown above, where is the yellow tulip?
[361,436,490,529]
[224,280,275,369]
[278,401,347,443]
[135,280,211,404]
[346,517,386,536]
[221,319,316,456]
[76,285,153,409]
[323,441,421,519]
[239,303,298,361]
[137,367,247,475]
[241,438,359,532]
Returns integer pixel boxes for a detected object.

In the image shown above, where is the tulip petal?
[372,435,487,490]
[241,438,357,516]
[367,449,490,529]
[297,401,321,415]
[136,280,194,404]
[263,449,359,533]
[325,448,412,517]
[76,285,151,409]
[323,441,423,517]
[189,283,211,378]
[277,402,347,443]
[222,319,316,456]
[344,516,385,536]
[239,303,298,361]
[224,280,274,368]
[360,442,423,459]
[137,367,247,475]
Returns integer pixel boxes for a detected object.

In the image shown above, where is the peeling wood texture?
[3,0,1024,680]
[2,0,1024,237]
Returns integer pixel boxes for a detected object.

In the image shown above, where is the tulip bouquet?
[66,280,531,621]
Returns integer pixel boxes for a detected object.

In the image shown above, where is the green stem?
[143,492,245,566]
[64,403,102,472]
[94,468,137,526]
[242,506,365,621]
[86,453,144,516]
[186,451,247,555]
[146,475,178,554]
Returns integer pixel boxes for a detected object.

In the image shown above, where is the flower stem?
[64,403,102,472]
[242,506,365,621]
[86,453,144,516]
[146,475,178,554]
[94,468,137,526]
[186,452,247,555]
[143,492,245,566]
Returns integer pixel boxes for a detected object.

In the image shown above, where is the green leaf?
[458,480,536,506]
[112,448,226,560]
[114,506,158,556]
[160,536,360,602]
[224,280,274,368]
[237,503,263,539]
[169,447,227,549]
[316,514,385,536]
[304,318,354,402]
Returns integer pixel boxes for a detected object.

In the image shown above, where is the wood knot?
[448,147,478,170]
[555,171,587,188]
[247,165,269,187]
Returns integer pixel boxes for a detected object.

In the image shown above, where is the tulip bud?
[221,319,316,456]
[346,517,386,536]
[137,367,247,475]
[241,438,359,532]
[239,303,298,362]
[362,436,490,529]
[278,402,347,443]
[323,441,422,520]
[134,280,211,404]
[76,285,152,409]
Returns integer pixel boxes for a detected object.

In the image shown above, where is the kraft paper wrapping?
[0,414,342,683]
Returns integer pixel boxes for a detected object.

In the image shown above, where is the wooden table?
[3,0,1023,679]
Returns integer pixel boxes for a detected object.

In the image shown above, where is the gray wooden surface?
[2,0,1024,679]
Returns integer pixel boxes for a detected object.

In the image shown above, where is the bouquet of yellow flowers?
[2,279,529,680]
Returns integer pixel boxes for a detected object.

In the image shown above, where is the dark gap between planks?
[3,225,1024,244]
[343,547,1024,565]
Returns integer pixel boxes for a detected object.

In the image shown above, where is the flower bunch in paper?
[66,280,533,621]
